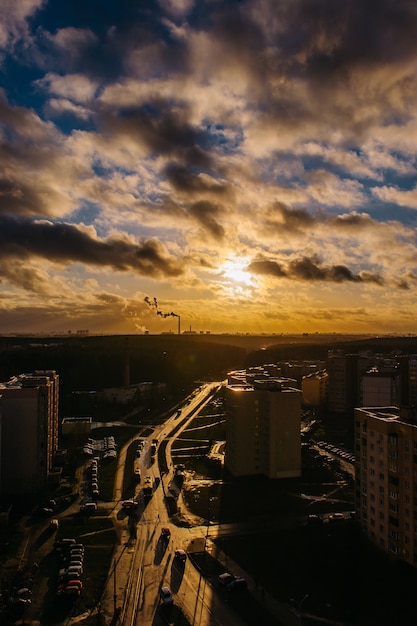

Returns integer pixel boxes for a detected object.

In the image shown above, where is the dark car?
[218,572,235,586]
[174,549,187,562]
[227,578,247,592]
[160,586,174,604]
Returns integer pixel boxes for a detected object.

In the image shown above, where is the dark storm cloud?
[163,162,229,195]
[248,256,384,284]
[289,257,361,282]
[0,176,53,217]
[34,0,191,80]
[0,217,183,278]
[265,203,315,233]
[246,259,287,278]
[264,205,383,237]
[100,101,214,161]
[188,201,225,240]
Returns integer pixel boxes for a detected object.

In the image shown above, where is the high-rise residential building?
[302,370,329,407]
[327,353,371,415]
[225,377,301,479]
[355,405,417,567]
[397,355,417,410]
[0,370,59,494]
[361,369,399,407]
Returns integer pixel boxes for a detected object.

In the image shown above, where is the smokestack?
[178,315,181,335]
[124,336,130,387]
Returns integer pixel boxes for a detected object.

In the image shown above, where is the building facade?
[355,406,417,567]
[361,369,399,407]
[0,370,59,494]
[301,370,329,407]
[225,377,301,479]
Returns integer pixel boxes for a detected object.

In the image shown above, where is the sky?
[1,0,417,336]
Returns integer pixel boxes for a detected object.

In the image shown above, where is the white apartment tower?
[225,378,301,479]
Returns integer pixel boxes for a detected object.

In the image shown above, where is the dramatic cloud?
[1,0,417,334]
[0,217,184,278]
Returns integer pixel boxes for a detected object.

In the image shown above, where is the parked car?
[80,502,97,512]
[54,538,76,549]
[161,527,171,539]
[160,586,174,604]
[57,585,80,598]
[49,518,59,530]
[59,566,83,577]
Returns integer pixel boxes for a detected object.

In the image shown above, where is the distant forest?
[1,333,417,398]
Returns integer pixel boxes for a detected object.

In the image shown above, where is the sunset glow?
[1,1,417,335]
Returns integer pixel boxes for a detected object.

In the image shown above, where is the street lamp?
[297,594,309,625]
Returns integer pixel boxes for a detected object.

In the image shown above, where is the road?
[105,383,249,626]
[98,382,302,626]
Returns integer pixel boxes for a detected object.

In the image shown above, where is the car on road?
[122,499,137,509]
[160,586,174,604]
[174,549,187,562]
[218,572,235,586]
[227,578,248,592]
[161,527,171,539]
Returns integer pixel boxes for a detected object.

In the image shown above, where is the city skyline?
[2,1,417,336]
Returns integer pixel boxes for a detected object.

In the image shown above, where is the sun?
[220,258,253,287]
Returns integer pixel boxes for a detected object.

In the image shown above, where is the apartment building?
[397,355,417,408]
[302,370,329,407]
[0,370,59,494]
[327,353,368,415]
[355,405,417,567]
[361,369,399,407]
[225,377,301,479]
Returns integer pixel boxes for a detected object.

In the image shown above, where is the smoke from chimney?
[144,296,181,334]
